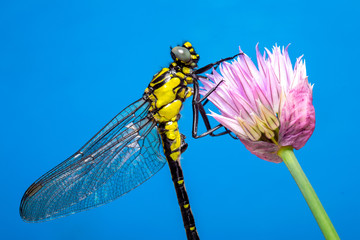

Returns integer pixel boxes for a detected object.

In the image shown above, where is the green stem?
[277,146,340,240]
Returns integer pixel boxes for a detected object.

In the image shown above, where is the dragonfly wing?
[20,99,167,222]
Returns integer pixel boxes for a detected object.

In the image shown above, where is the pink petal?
[279,82,315,149]
[240,139,282,163]
[210,111,245,137]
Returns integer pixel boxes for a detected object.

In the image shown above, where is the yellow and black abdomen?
[144,67,199,239]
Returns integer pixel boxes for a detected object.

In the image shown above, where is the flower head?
[201,44,315,163]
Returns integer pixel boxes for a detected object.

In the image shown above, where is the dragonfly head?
[170,42,199,68]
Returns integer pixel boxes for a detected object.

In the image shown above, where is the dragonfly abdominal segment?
[159,121,197,239]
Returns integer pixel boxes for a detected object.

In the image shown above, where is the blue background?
[1,0,358,239]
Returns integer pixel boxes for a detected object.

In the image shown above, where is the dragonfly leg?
[193,102,236,138]
[193,79,224,105]
[193,52,243,75]
[180,133,188,153]
[192,77,237,139]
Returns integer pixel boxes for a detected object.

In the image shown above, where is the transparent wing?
[20,98,167,222]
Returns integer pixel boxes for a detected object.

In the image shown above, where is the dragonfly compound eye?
[171,46,191,63]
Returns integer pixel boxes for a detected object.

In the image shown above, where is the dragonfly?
[20,42,241,240]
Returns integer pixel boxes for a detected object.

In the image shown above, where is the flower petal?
[239,139,282,163]
[279,81,315,149]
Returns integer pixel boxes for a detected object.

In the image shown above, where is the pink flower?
[200,44,315,163]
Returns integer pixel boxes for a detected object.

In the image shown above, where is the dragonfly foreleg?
[193,52,243,75]
[192,77,233,139]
